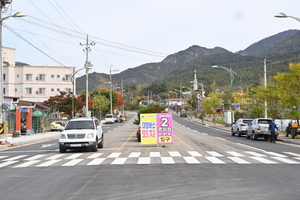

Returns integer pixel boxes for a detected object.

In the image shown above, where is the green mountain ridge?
[76,29,300,93]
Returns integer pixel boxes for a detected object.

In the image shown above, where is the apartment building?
[2,47,75,102]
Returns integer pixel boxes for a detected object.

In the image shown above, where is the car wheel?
[245,131,250,139]
[231,129,235,136]
[237,129,241,137]
[264,136,268,141]
[59,145,66,153]
[252,132,257,140]
[91,138,98,152]
[98,135,104,148]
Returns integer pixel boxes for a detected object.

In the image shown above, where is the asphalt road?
[0,112,300,200]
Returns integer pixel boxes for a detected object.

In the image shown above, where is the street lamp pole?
[0,7,25,124]
[274,12,300,22]
[71,68,85,118]
[109,65,119,114]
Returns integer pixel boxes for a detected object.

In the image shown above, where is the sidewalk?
[0,132,60,149]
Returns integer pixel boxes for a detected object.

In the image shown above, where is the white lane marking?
[188,151,202,157]
[41,143,56,148]
[87,153,103,159]
[245,151,266,157]
[0,156,8,159]
[62,159,84,166]
[0,161,18,168]
[107,153,121,158]
[206,151,224,157]
[65,154,83,159]
[161,157,175,164]
[215,137,226,141]
[183,156,200,164]
[24,154,46,161]
[150,152,161,157]
[14,160,41,168]
[272,157,299,164]
[265,152,288,157]
[36,159,61,167]
[111,158,127,165]
[128,152,141,158]
[169,151,182,157]
[250,157,277,164]
[137,157,150,164]
[236,143,266,152]
[205,157,225,164]
[227,157,250,164]
[226,151,245,157]
[46,154,65,160]
[284,152,300,157]
[87,158,106,165]
[3,155,27,161]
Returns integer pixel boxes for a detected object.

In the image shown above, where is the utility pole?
[80,35,95,117]
[264,59,267,118]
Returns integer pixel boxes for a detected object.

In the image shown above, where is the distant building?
[2,47,75,102]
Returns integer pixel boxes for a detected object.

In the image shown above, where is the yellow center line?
[174,134,195,151]
[115,131,136,152]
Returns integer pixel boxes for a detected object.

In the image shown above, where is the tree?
[202,92,223,121]
[273,63,300,119]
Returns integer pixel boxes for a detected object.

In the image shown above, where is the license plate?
[70,144,81,147]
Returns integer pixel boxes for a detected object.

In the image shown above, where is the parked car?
[231,118,253,137]
[113,115,119,123]
[50,121,67,132]
[58,117,104,153]
[104,114,115,124]
[246,118,279,140]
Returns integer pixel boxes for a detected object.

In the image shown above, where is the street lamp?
[110,65,119,114]
[169,91,178,98]
[0,10,25,124]
[71,68,85,118]
[212,65,237,90]
[274,12,300,22]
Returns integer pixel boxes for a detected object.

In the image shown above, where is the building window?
[3,74,5,81]
[26,74,32,80]
[26,88,32,94]
[57,75,60,78]
[51,74,54,78]
[51,88,54,92]
[17,74,19,78]
[65,88,71,93]
[38,88,46,94]
[38,74,46,80]
[65,75,72,81]
[57,88,60,92]
[3,88,5,94]
[15,88,17,92]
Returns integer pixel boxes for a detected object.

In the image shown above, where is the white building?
[3,47,75,102]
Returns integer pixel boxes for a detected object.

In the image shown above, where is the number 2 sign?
[156,113,173,145]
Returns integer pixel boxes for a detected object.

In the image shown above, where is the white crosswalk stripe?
[0,150,300,168]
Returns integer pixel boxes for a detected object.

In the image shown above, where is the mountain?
[236,29,299,56]
[76,29,300,93]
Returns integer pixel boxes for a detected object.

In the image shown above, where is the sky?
[2,0,300,77]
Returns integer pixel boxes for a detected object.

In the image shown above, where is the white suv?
[58,117,104,153]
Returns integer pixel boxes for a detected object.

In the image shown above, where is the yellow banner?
[140,113,157,145]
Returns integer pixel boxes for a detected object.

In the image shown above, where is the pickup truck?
[246,118,279,140]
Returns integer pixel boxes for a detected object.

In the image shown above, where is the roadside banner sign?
[140,113,174,145]
[157,113,173,145]
[140,113,157,145]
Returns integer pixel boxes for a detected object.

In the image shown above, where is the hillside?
[76,29,300,93]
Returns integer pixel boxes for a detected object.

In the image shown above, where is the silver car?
[231,118,253,137]
[246,118,279,140]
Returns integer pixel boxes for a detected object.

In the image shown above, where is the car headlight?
[60,134,66,139]
[86,132,94,138]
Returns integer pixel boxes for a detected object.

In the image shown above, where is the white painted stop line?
[161,157,175,164]
[14,160,41,168]
[62,159,84,166]
[111,158,127,165]
[205,156,225,164]
[227,157,250,164]
[138,157,150,164]
[183,156,200,164]
[87,158,106,165]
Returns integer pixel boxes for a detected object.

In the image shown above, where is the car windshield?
[65,121,94,130]
[106,115,113,118]
[243,120,252,124]
[258,120,272,124]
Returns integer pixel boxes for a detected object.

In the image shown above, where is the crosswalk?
[0,150,300,168]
